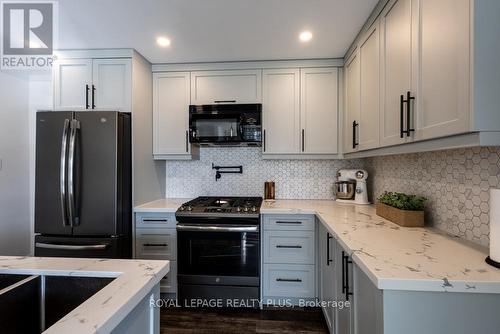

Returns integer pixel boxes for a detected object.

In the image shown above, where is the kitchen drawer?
[135,212,176,229]
[263,264,315,298]
[263,215,315,231]
[160,260,177,294]
[135,229,176,260]
[264,230,315,264]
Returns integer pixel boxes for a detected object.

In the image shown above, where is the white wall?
[0,72,31,255]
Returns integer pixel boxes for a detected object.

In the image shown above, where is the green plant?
[377,192,427,211]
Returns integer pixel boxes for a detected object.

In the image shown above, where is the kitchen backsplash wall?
[165,147,364,199]
[365,147,500,247]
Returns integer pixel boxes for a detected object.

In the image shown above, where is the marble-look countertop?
[261,200,500,294]
[134,198,500,294]
[134,198,190,213]
[0,256,169,333]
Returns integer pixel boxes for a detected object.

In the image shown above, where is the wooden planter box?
[376,202,425,227]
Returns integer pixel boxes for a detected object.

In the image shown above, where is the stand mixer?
[335,169,370,205]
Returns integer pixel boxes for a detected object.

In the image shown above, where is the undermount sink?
[0,274,113,333]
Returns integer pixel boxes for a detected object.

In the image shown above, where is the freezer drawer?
[34,235,131,259]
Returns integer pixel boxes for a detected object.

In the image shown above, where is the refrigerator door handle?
[60,119,70,226]
[67,119,80,227]
[35,242,108,250]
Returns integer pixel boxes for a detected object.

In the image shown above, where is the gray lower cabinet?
[135,212,177,295]
[262,214,316,305]
[334,237,354,334]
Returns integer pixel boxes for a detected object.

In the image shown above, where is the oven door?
[177,223,260,286]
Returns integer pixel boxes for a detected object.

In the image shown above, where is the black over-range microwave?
[189,104,262,146]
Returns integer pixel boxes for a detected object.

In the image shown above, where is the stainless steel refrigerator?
[34,110,132,258]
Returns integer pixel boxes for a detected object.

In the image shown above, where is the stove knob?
[179,206,185,211]
[251,206,257,212]
[187,206,193,211]
[243,206,249,212]
[236,206,241,212]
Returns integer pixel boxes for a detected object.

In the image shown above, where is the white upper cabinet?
[54,57,132,112]
[415,0,470,140]
[262,68,301,154]
[191,70,262,104]
[300,67,338,154]
[153,72,192,158]
[379,0,414,147]
[358,23,380,150]
[344,50,361,153]
[92,59,132,112]
[53,59,92,110]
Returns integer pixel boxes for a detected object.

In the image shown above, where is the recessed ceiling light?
[299,31,313,42]
[156,36,171,47]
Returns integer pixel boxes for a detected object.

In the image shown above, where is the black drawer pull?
[276,278,302,283]
[214,100,236,103]
[276,245,302,249]
[142,219,168,222]
[275,221,302,224]
[143,243,167,247]
[327,233,333,266]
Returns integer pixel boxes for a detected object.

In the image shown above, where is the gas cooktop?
[175,196,263,218]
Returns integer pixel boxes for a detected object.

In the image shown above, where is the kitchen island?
[0,256,169,334]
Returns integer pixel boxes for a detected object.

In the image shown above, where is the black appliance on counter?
[189,104,262,146]
[34,111,132,259]
[176,196,263,306]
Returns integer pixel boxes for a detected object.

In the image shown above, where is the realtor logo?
[1,1,57,70]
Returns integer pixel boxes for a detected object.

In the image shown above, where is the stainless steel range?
[176,196,263,307]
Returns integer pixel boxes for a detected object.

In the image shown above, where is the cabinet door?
[262,68,301,154]
[53,59,92,110]
[190,70,262,104]
[353,263,383,334]
[153,72,191,156]
[358,23,380,150]
[300,67,338,154]
[335,240,353,334]
[415,0,470,140]
[380,0,414,147]
[344,50,361,153]
[92,59,131,112]
[319,224,336,332]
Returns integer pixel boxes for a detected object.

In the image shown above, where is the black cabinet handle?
[185,130,189,152]
[85,84,90,109]
[91,84,96,109]
[276,245,302,249]
[342,251,353,301]
[214,100,236,103]
[406,91,415,137]
[142,219,168,222]
[263,129,266,152]
[352,121,359,149]
[275,221,302,224]
[327,233,333,266]
[276,278,302,283]
[401,92,415,138]
[400,94,405,138]
[301,129,305,152]
[143,243,167,247]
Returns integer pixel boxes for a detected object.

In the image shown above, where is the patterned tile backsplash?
[365,147,500,247]
[165,147,364,199]
[165,146,499,247]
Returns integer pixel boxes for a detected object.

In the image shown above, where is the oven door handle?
[176,224,259,233]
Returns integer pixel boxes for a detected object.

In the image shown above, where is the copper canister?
[264,181,275,200]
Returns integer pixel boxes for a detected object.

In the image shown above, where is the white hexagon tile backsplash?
[165,147,364,200]
[165,146,500,247]
[366,147,500,247]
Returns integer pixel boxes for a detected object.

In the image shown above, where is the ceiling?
[58,0,378,64]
